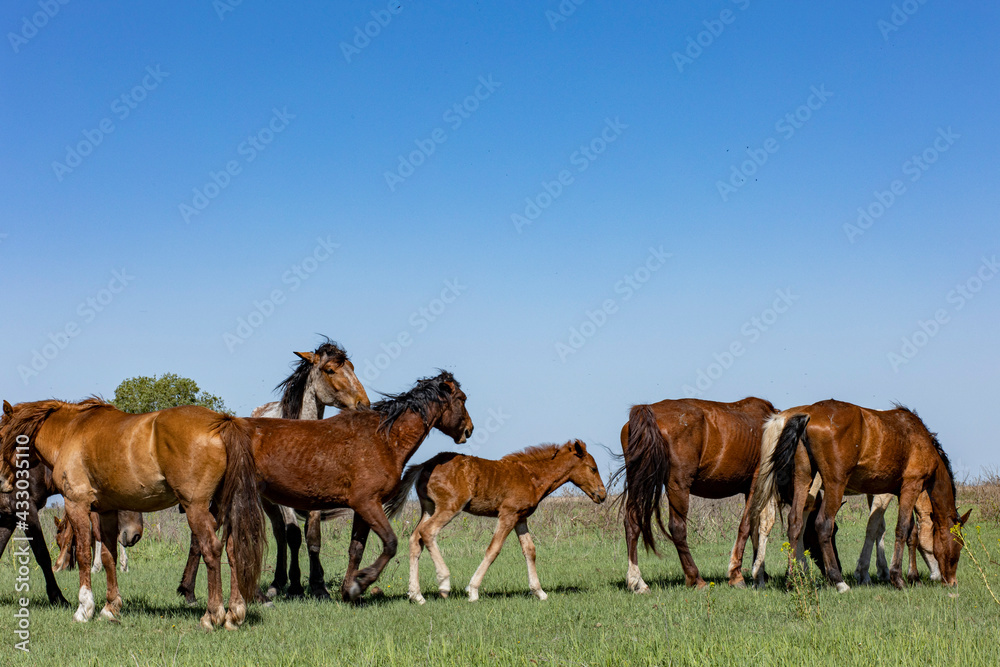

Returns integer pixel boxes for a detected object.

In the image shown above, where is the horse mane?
[276,337,348,419]
[502,443,562,463]
[0,400,63,478]
[372,371,459,435]
[892,402,956,501]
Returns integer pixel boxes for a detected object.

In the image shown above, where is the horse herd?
[0,338,969,631]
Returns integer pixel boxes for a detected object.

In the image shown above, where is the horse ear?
[573,440,586,457]
[294,351,316,364]
[3,400,12,417]
[438,381,453,394]
[959,508,972,526]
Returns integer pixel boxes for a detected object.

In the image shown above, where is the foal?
[388,440,607,604]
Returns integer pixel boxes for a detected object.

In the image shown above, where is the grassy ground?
[2,490,999,666]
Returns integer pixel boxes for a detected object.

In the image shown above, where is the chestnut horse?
[178,338,367,603]
[0,399,265,630]
[614,397,778,591]
[250,370,473,601]
[53,509,144,574]
[749,400,969,592]
[388,440,607,604]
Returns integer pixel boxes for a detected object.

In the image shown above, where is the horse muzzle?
[120,529,142,548]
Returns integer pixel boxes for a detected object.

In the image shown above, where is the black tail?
[384,463,424,520]
[773,414,810,506]
[617,404,670,555]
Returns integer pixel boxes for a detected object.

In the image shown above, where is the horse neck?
[298,379,325,420]
[385,409,437,470]
[525,453,577,503]
[928,459,958,524]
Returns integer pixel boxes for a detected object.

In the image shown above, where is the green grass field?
[2,490,999,666]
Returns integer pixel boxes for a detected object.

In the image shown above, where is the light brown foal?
[387,440,607,604]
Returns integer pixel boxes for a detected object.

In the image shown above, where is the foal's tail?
[215,417,267,603]
[384,463,424,520]
[749,413,810,535]
[0,399,59,491]
[616,404,670,555]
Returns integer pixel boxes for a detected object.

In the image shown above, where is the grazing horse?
[749,400,969,592]
[53,509,144,574]
[249,371,473,602]
[0,399,265,630]
[388,440,607,604]
[178,339,368,603]
[614,398,778,591]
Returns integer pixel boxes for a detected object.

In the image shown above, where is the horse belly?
[92,479,175,513]
[690,477,749,500]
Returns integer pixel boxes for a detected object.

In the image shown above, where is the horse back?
[421,453,531,518]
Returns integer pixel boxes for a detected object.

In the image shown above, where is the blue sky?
[2,1,998,480]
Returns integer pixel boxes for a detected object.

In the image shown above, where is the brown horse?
[53,509,144,573]
[178,338,368,603]
[749,400,969,592]
[388,440,607,604]
[614,397,778,591]
[247,370,473,601]
[0,399,265,630]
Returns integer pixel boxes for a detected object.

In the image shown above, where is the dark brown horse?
[53,509,144,574]
[388,440,607,604]
[0,399,265,630]
[749,400,970,592]
[614,397,778,591]
[249,370,473,601]
[178,338,368,604]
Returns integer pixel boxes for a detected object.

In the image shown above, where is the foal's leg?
[419,507,459,599]
[118,542,128,573]
[874,495,891,582]
[306,511,330,599]
[750,496,776,588]
[261,499,288,599]
[515,520,546,600]
[96,512,122,621]
[185,503,225,630]
[63,499,97,622]
[340,513,372,602]
[408,510,432,604]
[467,514,518,602]
[624,504,650,593]
[177,530,202,605]
[855,494,882,584]
[813,482,850,593]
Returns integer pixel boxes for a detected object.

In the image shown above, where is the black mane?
[372,371,459,434]
[893,403,957,501]
[276,337,348,419]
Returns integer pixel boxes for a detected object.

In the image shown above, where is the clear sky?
[2,1,998,481]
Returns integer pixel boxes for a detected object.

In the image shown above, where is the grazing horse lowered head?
[178,338,369,604]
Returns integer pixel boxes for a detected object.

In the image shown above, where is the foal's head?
[564,440,607,504]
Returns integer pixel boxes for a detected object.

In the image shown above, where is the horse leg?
[118,542,128,573]
[751,495,776,588]
[666,483,704,588]
[420,507,459,599]
[96,512,122,621]
[177,529,202,605]
[873,496,891,582]
[21,502,70,607]
[889,481,921,589]
[261,499,288,599]
[915,498,941,581]
[223,534,247,631]
[813,482,849,593]
[63,499,96,622]
[184,503,225,630]
[340,513,372,602]
[467,514,518,602]
[624,503,649,593]
[306,511,330,599]
[514,520,546,600]
[347,503,399,599]
[854,494,881,584]
[285,506,306,598]
[408,510,431,604]
[90,513,103,574]
[728,491,756,588]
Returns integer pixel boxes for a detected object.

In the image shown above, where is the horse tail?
[749,413,809,535]
[0,400,60,491]
[215,416,266,603]
[384,463,424,520]
[618,404,670,555]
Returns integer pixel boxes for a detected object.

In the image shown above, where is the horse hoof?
[410,594,426,605]
[439,591,449,599]
[265,587,279,600]
[534,590,548,601]
[835,582,851,594]
[73,610,90,623]
[346,582,362,602]
[311,587,331,600]
[100,608,120,624]
[200,615,215,632]
[730,578,746,590]
[224,619,239,631]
